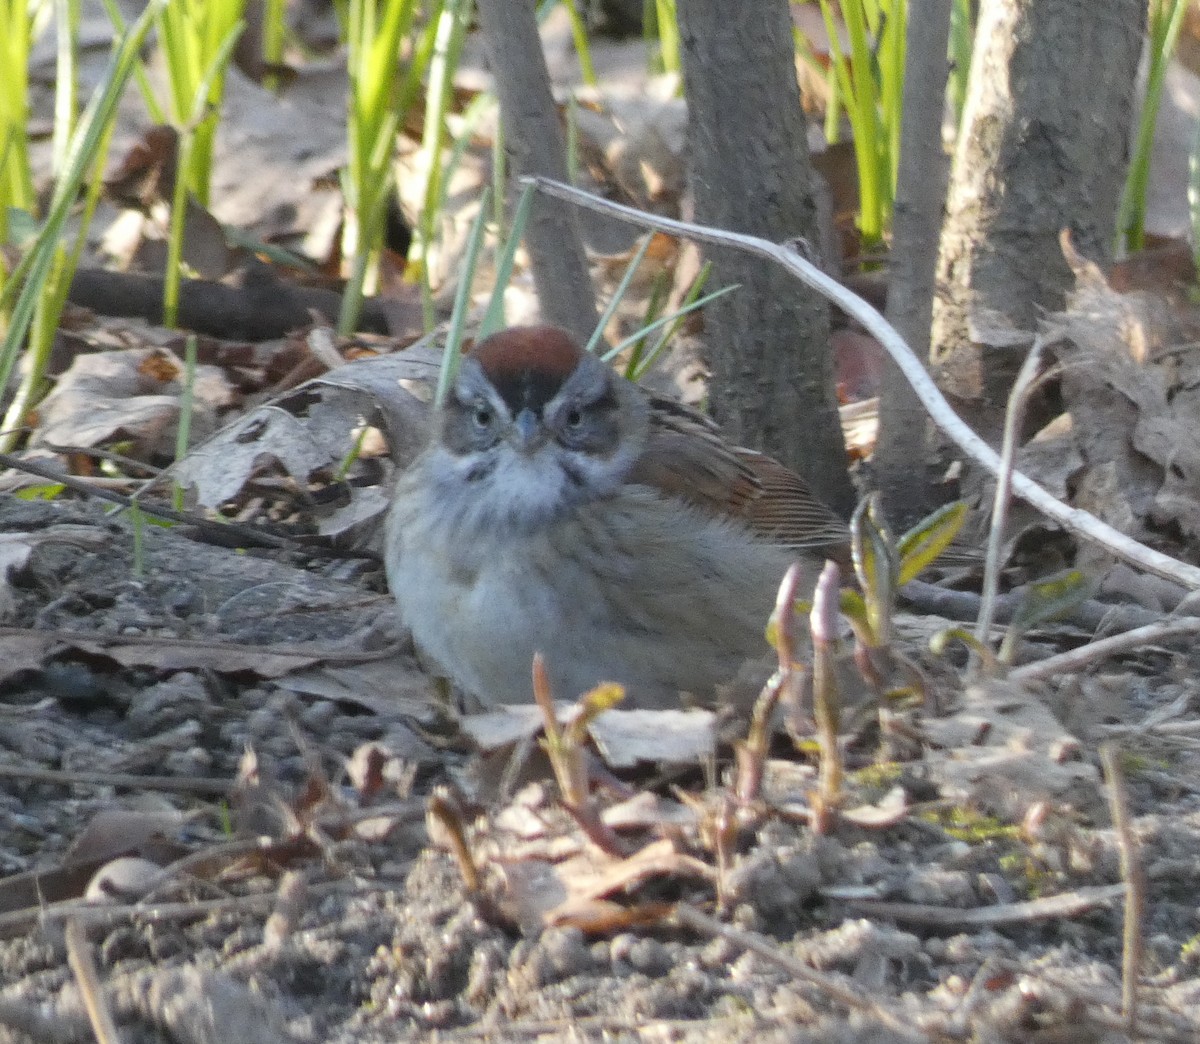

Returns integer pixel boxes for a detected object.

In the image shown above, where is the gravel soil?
[2,495,1200,1043]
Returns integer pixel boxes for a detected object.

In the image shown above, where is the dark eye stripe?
[590,387,618,414]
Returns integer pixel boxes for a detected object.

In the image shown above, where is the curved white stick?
[526,176,1200,591]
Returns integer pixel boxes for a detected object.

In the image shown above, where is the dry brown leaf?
[64,808,185,867]
[1052,238,1200,546]
[497,836,713,935]
[586,707,715,769]
[32,346,236,458]
[461,704,550,751]
[273,661,433,718]
[0,807,186,921]
[170,345,439,545]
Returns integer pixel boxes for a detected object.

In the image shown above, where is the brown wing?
[630,395,851,558]
[729,447,851,555]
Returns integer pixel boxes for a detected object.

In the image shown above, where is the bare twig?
[65,917,124,1044]
[672,904,921,1039]
[1100,743,1144,1037]
[0,761,233,796]
[841,883,1125,926]
[0,451,304,551]
[0,625,397,664]
[526,177,1200,591]
[901,578,1180,633]
[0,879,361,939]
[1009,618,1200,683]
[976,337,1048,644]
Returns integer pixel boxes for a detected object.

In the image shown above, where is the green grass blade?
[0,1,161,413]
[163,18,246,328]
[478,181,536,339]
[1118,0,1187,252]
[561,0,597,86]
[628,259,715,380]
[97,0,167,122]
[436,187,492,406]
[601,282,738,365]
[584,234,654,354]
[896,500,967,585]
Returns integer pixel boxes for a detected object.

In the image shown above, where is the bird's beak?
[513,408,542,451]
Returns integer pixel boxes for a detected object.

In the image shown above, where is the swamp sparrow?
[385,326,848,707]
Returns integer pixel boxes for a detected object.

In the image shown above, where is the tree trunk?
[677,0,854,516]
[475,0,598,345]
[876,0,953,523]
[930,0,1144,407]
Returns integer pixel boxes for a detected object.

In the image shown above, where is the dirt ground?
[1,492,1200,1044]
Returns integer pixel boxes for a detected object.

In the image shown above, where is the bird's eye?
[564,408,584,430]
[473,405,492,429]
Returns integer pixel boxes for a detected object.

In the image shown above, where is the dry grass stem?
[1100,742,1144,1037]
[1,881,361,939]
[976,335,1049,646]
[0,761,235,797]
[65,917,124,1044]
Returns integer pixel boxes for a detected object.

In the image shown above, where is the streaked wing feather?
[732,448,851,553]
[632,396,850,557]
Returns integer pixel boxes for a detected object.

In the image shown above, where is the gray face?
[441,353,624,469]
[429,353,648,529]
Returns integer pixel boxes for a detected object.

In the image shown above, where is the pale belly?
[386,487,796,707]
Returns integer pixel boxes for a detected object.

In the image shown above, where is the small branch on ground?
[0,452,303,551]
[841,883,1125,927]
[65,917,124,1044]
[1100,743,1145,1038]
[976,336,1050,644]
[67,265,391,339]
[672,904,921,1040]
[1009,618,1200,683]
